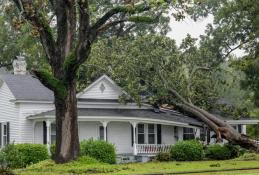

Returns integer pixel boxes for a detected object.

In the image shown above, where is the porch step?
[116,154,137,164]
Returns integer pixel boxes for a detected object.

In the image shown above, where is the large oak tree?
[10,0,176,163]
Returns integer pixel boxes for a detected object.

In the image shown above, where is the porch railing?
[136,144,171,154]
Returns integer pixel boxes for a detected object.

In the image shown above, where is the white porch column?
[241,125,247,135]
[101,121,108,141]
[46,120,52,154]
[130,122,138,156]
[195,128,201,139]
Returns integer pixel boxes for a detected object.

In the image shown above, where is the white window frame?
[50,123,56,144]
[137,123,157,144]
[2,122,8,147]
[183,127,195,140]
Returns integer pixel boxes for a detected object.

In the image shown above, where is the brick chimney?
[13,56,27,75]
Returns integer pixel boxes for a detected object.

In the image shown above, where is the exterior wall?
[19,103,54,143]
[0,82,20,144]
[79,78,122,99]
[78,121,100,141]
[161,125,175,144]
[107,122,132,154]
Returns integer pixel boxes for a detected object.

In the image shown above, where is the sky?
[167,15,214,46]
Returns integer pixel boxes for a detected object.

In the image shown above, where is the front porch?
[30,118,201,155]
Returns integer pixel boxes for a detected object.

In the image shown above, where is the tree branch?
[13,0,57,66]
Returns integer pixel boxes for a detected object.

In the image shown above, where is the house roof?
[0,74,54,101]
[27,108,203,127]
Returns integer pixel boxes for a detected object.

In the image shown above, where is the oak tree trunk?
[54,79,80,163]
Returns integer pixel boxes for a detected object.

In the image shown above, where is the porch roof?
[27,108,203,127]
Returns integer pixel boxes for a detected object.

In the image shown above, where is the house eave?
[27,115,201,128]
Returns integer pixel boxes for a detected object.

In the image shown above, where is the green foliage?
[128,16,156,23]
[205,144,240,160]
[235,153,259,161]
[23,156,118,174]
[80,140,116,164]
[156,152,171,161]
[1,143,49,168]
[50,144,56,159]
[170,140,204,161]
[37,70,67,99]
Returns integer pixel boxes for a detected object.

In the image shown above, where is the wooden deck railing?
[136,144,171,154]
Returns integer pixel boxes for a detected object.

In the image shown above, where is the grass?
[15,156,259,175]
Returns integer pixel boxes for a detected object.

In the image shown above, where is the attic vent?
[100,83,105,93]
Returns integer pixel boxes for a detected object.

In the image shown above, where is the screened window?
[99,126,104,140]
[183,128,195,140]
[51,124,56,144]
[3,123,7,146]
[174,126,179,140]
[148,124,155,144]
[137,124,145,144]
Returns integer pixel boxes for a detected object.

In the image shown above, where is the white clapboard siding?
[107,122,132,154]
[19,103,54,143]
[161,125,176,145]
[0,82,20,143]
[78,75,122,99]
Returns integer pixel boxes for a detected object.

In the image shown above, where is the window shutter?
[157,124,161,144]
[0,123,2,147]
[7,122,10,144]
[131,125,133,146]
[43,121,47,144]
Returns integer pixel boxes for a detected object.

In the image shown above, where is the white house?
[0,58,258,160]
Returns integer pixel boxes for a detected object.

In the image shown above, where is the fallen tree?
[160,75,258,151]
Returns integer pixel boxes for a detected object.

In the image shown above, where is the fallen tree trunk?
[159,74,258,151]
[168,88,258,151]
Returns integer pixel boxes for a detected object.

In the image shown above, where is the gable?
[77,75,123,100]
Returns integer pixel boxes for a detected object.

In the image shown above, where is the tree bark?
[170,90,259,151]
[54,79,80,163]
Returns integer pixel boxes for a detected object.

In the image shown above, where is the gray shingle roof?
[0,74,54,101]
[29,108,203,126]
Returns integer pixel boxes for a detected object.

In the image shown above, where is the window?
[148,124,155,144]
[137,124,158,144]
[99,126,104,140]
[3,123,7,146]
[137,124,145,144]
[174,126,179,140]
[183,128,195,140]
[51,124,56,144]
[1,122,9,147]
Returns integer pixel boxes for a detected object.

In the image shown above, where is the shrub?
[1,143,49,168]
[80,140,116,164]
[156,152,170,161]
[170,140,204,161]
[235,153,259,161]
[50,144,56,159]
[205,144,233,160]
[225,144,241,158]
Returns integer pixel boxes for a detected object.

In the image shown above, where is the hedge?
[80,140,116,164]
[170,140,204,161]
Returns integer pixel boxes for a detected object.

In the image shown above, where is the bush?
[50,144,56,159]
[156,152,171,161]
[170,140,204,161]
[225,144,241,158]
[235,153,259,161]
[80,140,116,164]
[1,143,49,168]
[205,144,233,160]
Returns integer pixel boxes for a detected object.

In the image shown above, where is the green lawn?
[15,157,259,175]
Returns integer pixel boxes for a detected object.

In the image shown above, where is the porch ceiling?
[27,108,203,127]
